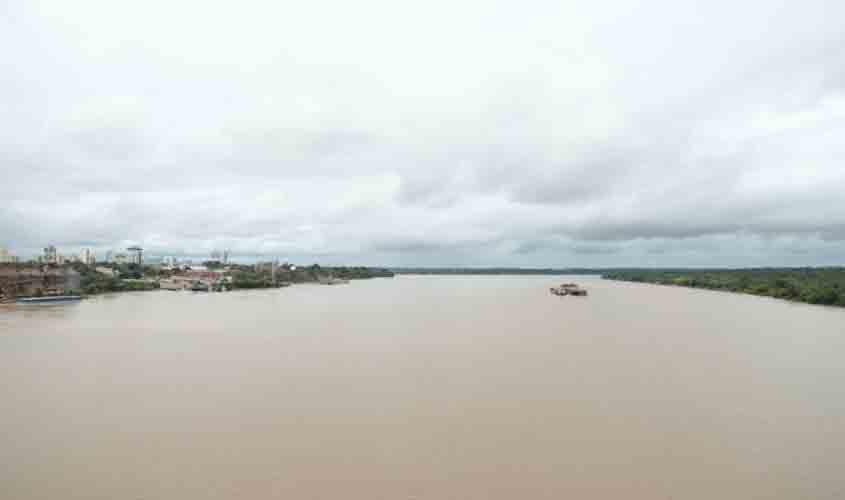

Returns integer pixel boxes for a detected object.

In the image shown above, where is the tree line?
[603,268,845,307]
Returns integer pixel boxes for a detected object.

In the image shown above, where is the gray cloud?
[1,0,844,266]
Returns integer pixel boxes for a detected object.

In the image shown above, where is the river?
[1,275,844,499]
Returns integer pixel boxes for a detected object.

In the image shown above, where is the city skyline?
[1,244,258,266]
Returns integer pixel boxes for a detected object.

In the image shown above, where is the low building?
[159,277,193,291]
[160,275,227,291]
[184,269,225,281]
[0,265,81,299]
[96,266,117,277]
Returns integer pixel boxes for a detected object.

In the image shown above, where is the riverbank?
[1,262,394,301]
[603,268,845,307]
[391,267,605,275]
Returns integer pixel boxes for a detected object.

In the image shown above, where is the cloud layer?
[2,0,844,266]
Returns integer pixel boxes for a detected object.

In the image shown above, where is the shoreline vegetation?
[4,262,844,308]
[602,268,845,308]
[75,263,395,295]
[0,262,395,301]
[391,268,606,275]
[391,267,845,308]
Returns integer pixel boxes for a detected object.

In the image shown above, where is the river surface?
[1,275,844,499]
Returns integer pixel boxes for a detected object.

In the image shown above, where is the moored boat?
[16,295,82,304]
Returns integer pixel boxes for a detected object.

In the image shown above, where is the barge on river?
[550,283,588,296]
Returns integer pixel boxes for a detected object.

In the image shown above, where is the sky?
[1,0,844,267]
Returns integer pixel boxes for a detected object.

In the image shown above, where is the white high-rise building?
[79,248,96,266]
[43,245,58,264]
[127,247,143,266]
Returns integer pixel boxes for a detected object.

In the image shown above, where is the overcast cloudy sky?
[2,0,844,266]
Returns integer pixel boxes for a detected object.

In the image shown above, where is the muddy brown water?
[2,276,844,499]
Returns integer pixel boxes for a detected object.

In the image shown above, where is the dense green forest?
[71,262,158,294]
[67,262,394,295]
[329,266,394,279]
[603,268,845,307]
[230,265,393,289]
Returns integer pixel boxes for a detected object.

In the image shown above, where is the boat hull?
[550,284,588,297]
